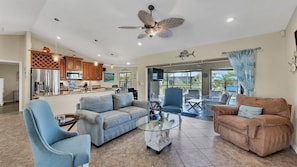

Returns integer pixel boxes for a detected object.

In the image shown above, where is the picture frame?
[104,72,115,82]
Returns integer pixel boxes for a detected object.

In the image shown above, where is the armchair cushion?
[51,134,91,167]
[218,115,249,135]
[238,105,263,118]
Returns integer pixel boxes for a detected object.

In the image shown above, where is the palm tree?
[213,72,237,92]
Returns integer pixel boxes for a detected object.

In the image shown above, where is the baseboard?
[291,143,297,154]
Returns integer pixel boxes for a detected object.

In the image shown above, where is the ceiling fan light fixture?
[119,5,184,39]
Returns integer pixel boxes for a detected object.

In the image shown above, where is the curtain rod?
[221,47,262,55]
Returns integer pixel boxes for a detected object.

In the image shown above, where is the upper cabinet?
[82,62,103,80]
[64,56,83,71]
[31,50,59,69]
[59,59,66,80]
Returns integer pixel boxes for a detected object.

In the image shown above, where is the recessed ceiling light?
[137,42,142,46]
[56,36,61,40]
[97,54,101,57]
[226,17,234,23]
[126,62,131,65]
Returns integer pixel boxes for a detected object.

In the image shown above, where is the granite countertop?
[36,87,109,97]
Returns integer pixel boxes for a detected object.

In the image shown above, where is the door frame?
[0,60,22,112]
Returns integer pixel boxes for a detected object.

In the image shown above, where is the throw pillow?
[238,105,263,118]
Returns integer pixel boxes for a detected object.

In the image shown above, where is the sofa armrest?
[76,109,103,124]
[249,115,294,139]
[132,100,149,110]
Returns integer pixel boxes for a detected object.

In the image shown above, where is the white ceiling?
[1,0,297,66]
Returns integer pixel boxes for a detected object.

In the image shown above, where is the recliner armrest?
[248,115,293,138]
[211,105,238,133]
[76,109,103,124]
[211,105,238,115]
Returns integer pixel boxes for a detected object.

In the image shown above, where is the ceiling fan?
[118,5,184,39]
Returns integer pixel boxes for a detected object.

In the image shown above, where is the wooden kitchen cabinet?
[59,59,66,80]
[82,62,91,80]
[95,64,103,80]
[82,62,103,80]
[64,56,83,71]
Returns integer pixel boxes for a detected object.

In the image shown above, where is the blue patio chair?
[162,87,183,123]
[23,99,90,167]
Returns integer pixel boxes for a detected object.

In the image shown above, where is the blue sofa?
[76,93,149,147]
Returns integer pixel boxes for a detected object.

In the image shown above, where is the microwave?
[66,71,83,80]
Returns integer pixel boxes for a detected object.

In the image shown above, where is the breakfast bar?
[39,89,114,116]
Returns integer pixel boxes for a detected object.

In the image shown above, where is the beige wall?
[138,32,287,100]
[0,35,27,110]
[285,6,297,153]
[101,66,138,91]
[0,64,19,102]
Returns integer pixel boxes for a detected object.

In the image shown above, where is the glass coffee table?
[136,112,180,153]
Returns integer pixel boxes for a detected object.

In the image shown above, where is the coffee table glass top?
[136,112,180,132]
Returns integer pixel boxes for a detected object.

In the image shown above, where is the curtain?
[227,49,256,96]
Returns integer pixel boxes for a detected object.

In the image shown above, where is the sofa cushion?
[80,95,113,113]
[218,115,249,135]
[100,111,131,129]
[236,94,291,118]
[117,106,148,119]
[113,93,134,110]
[238,105,263,118]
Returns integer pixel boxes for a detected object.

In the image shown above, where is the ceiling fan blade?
[157,29,173,38]
[137,33,147,39]
[158,18,184,29]
[118,26,144,29]
[138,10,154,26]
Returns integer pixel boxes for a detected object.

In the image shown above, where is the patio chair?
[184,89,200,102]
[204,92,232,116]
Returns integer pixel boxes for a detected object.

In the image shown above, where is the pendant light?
[52,18,61,62]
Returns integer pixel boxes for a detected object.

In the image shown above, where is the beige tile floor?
[0,102,297,167]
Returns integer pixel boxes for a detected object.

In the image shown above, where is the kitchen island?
[39,88,114,116]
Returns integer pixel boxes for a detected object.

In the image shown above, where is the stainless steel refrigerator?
[31,69,60,99]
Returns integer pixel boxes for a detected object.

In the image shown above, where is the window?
[211,69,238,93]
[160,71,202,96]
[119,72,132,92]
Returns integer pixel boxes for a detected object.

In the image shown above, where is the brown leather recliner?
[212,94,293,157]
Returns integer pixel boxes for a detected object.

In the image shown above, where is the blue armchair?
[23,99,91,167]
[162,88,183,123]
